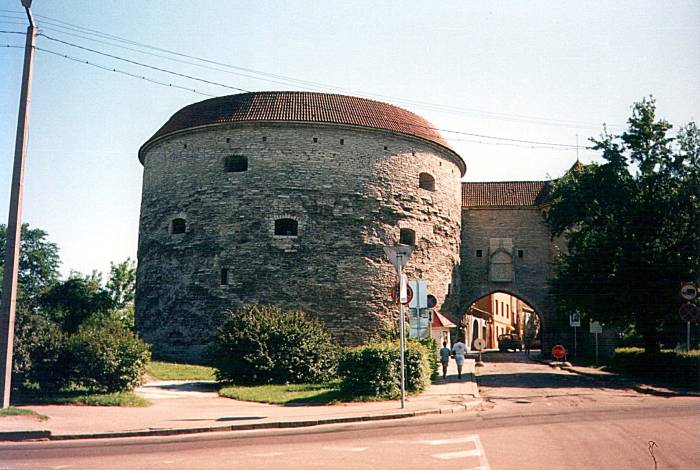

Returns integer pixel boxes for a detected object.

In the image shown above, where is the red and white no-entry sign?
[552,344,567,359]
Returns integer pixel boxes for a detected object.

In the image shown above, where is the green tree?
[106,258,136,310]
[548,98,700,353]
[0,223,60,304]
[38,271,113,333]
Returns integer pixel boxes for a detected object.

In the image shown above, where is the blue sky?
[1,0,698,277]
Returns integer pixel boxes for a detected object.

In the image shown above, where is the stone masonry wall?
[457,207,557,349]
[136,122,462,360]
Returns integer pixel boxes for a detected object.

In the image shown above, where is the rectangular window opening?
[220,268,229,286]
[518,250,524,258]
[313,137,318,143]
[476,250,483,257]
[262,136,267,142]
[340,139,344,145]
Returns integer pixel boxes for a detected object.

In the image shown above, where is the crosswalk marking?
[433,449,482,460]
[322,446,368,452]
[419,435,481,445]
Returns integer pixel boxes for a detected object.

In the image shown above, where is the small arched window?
[171,218,186,234]
[224,155,248,172]
[274,218,298,237]
[419,173,435,191]
[399,228,415,246]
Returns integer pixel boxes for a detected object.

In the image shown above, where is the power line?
[38,33,249,93]
[35,46,216,97]
[30,12,624,130]
[30,37,585,150]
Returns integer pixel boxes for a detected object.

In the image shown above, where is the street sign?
[680,282,698,301]
[473,338,486,351]
[678,302,699,323]
[552,344,567,359]
[392,283,413,305]
[383,246,413,272]
[408,279,428,309]
[569,312,581,327]
[589,321,603,334]
[426,294,438,309]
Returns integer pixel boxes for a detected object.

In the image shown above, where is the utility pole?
[0,0,36,409]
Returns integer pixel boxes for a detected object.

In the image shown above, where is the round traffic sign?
[391,284,414,305]
[552,344,567,359]
[426,294,438,309]
[473,338,486,351]
[678,302,699,323]
[680,283,698,301]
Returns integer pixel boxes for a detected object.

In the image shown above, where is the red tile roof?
[432,311,456,328]
[139,92,463,171]
[461,181,550,208]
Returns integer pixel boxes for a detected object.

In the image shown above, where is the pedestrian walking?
[452,337,467,379]
[439,341,451,379]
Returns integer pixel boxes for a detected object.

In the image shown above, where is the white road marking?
[419,435,480,445]
[433,449,482,460]
[473,435,491,470]
[322,446,368,452]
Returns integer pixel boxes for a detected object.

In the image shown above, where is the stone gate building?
[135,91,559,360]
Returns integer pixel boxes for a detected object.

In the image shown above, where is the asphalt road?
[2,353,698,469]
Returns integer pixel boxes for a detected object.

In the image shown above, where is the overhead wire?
[25,39,589,151]
[34,46,216,97]
[30,12,624,130]
[3,11,597,153]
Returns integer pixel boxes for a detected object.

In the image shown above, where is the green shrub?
[338,340,432,398]
[68,314,151,392]
[12,307,69,391]
[416,337,439,379]
[207,304,338,384]
[608,347,700,388]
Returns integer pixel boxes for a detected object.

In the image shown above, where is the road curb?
[3,399,482,442]
[533,357,700,398]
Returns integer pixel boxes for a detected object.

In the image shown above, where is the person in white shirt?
[451,338,467,379]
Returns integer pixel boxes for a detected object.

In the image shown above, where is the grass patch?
[606,347,700,389]
[146,361,217,381]
[218,381,400,404]
[219,382,345,404]
[15,389,150,407]
[0,407,47,420]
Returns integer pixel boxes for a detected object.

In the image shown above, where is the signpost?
[569,311,581,358]
[589,320,603,364]
[679,282,698,352]
[473,338,486,367]
[383,246,413,409]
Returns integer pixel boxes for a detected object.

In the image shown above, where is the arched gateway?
[456,181,561,352]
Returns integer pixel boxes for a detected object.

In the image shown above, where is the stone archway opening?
[459,291,541,354]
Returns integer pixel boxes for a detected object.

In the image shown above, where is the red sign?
[552,344,567,359]
[679,303,699,323]
[391,284,414,305]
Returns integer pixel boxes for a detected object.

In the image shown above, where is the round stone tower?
[136,91,465,360]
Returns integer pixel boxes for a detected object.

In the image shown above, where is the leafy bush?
[608,347,700,389]
[68,314,151,392]
[338,340,432,398]
[416,337,439,380]
[207,304,338,384]
[12,307,69,391]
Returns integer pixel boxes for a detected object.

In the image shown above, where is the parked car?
[498,333,523,352]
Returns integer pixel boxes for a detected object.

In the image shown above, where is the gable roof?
[432,311,457,328]
[461,181,550,208]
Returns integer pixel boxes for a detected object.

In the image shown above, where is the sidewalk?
[0,360,480,441]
